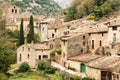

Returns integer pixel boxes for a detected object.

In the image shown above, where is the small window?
[100,40,102,46]
[14,6,15,8]
[83,36,85,40]
[28,48,30,52]
[43,55,48,59]
[42,27,44,31]
[38,55,41,60]
[63,40,65,46]
[22,47,24,51]
[83,41,85,46]
[50,44,53,49]
[54,29,57,33]
[52,33,54,38]
[102,33,104,37]
[112,26,117,30]
[28,54,30,59]
[89,33,91,36]
[12,9,14,13]
[67,26,70,29]
[19,54,21,61]
[15,9,17,13]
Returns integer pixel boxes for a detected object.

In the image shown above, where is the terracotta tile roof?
[86,56,120,72]
[68,53,102,63]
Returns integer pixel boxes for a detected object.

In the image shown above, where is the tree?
[19,19,24,45]
[0,45,16,73]
[27,15,34,43]
[18,62,30,72]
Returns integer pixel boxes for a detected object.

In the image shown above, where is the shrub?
[37,61,57,74]
[37,61,51,70]
[44,67,57,74]
[82,77,94,80]
[0,73,8,80]
[18,62,30,72]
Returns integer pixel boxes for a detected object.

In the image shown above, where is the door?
[80,63,86,73]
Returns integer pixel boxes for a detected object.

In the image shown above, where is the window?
[19,54,21,61]
[83,36,85,40]
[112,26,117,30]
[22,47,24,51]
[63,40,65,46]
[15,9,17,13]
[38,55,41,60]
[67,26,70,29]
[100,40,102,46]
[12,9,14,13]
[43,55,48,59]
[102,33,104,37]
[50,44,53,49]
[83,41,85,46]
[54,29,57,33]
[80,63,86,73]
[113,33,116,42]
[28,54,30,59]
[89,33,91,36]
[92,40,94,49]
[28,48,30,52]
[52,33,54,38]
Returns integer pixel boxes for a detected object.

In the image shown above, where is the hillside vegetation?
[3,0,62,16]
[64,0,120,21]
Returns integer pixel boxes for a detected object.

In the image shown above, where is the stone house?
[17,42,50,68]
[60,33,89,67]
[86,56,120,80]
[67,53,120,80]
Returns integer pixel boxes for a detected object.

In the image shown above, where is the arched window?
[27,54,30,59]
[80,63,86,73]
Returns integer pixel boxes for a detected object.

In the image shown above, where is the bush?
[82,77,94,80]
[44,67,57,74]
[37,61,57,74]
[18,62,30,72]
[37,61,51,70]
[0,73,8,80]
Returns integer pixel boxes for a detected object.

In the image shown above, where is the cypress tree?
[19,18,24,45]
[27,15,34,43]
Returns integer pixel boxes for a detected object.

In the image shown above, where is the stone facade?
[17,43,50,68]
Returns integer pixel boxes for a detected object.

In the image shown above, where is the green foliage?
[64,6,77,22]
[8,0,61,16]
[64,0,120,21]
[0,45,16,73]
[70,75,81,80]
[27,15,34,43]
[19,19,24,45]
[18,62,30,72]
[82,77,94,80]
[34,33,40,43]
[0,73,8,80]
[51,50,61,55]
[37,61,50,70]
[37,61,57,74]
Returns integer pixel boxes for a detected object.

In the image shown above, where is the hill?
[64,0,120,22]
[3,0,62,16]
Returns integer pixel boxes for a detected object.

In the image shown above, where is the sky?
[54,0,72,9]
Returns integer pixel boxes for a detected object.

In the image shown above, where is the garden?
[8,61,94,80]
